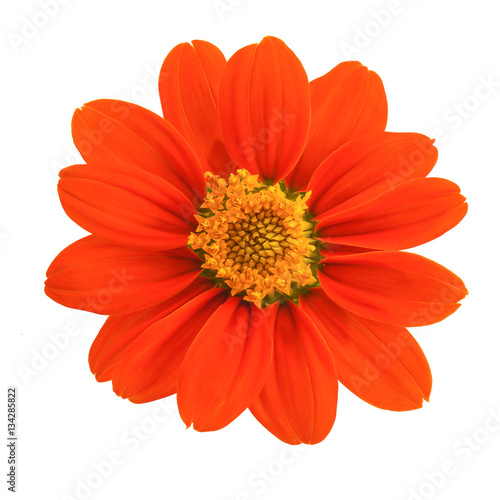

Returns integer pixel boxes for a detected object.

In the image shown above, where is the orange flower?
[45,37,468,444]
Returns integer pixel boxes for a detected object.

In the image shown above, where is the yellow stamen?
[190,169,318,307]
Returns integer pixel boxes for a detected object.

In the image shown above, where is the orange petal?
[218,36,311,182]
[250,302,338,444]
[286,62,387,190]
[316,178,468,250]
[177,297,273,431]
[45,236,201,315]
[71,99,205,203]
[159,41,233,176]
[248,308,302,444]
[300,288,432,411]
[112,288,228,403]
[308,132,438,216]
[89,278,213,382]
[58,162,196,250]
[320,243,375,257]
[318,251,468,327]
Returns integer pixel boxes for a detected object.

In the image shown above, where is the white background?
[2,0,500,499]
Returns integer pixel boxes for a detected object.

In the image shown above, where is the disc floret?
[188,169,320,308]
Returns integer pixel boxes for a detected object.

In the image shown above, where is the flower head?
[45,37,468,444]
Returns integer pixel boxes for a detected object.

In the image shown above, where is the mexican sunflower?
[45,36,468,445]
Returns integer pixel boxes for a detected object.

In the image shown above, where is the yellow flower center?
[188,169,320,308]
